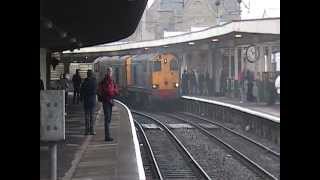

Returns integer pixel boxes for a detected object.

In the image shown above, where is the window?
[170,59,178,70]
[153,61,161,71]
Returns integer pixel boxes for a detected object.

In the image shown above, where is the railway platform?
[40,99,145,180]
[180,95,280,145]
[182,95,280,120]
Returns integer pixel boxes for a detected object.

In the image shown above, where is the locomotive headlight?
[152,84,157,89]
[175,83,179,88]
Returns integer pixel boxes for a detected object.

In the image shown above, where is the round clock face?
[246,45,260,63]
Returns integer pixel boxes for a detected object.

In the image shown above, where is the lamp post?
[215,1,221,25]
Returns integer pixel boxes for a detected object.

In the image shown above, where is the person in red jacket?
[98,67,119,141]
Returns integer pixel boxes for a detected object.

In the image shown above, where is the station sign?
[40,90,65,141]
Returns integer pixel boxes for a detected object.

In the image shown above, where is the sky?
[147,0,280,19]
[240,0,280,19]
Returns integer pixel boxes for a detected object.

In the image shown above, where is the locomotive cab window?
[153,61,161,71]
[170,59,178,70]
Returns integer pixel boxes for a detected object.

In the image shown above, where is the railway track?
[153,112,280,180]
[135,119,163,180]
[133,111,212,180]
[134,111,272,180]
[180,112,280,155]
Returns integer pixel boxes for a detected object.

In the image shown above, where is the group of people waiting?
[239,70,280,105]
[77,67,118,141]
[40,67,119,142]
[54,69,82,105]
[181,69,212,96]
[180,68,280,106]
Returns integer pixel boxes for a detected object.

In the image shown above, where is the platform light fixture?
[44,21,53,29]
[60,32,67,38]
[188,42,195,45]
[78,42,83,47]
[144,47,149,50]
[164,45,169,48]
[235,34,242,38]
[70,38,77,43]
[211,38,219,42]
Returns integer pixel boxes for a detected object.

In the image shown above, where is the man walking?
[72,69,82,104]
[80,70,97,135]
[98,67,119,141]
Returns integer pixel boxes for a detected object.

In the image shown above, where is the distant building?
[122,0,241,41]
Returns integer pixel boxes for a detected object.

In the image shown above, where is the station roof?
[62,17,280,56]
[40,0,148,52]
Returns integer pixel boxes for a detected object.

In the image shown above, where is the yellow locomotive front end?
[151,53,179,100]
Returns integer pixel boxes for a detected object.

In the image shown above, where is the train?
[93,53,180,107]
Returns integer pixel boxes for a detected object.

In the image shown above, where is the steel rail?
[179,112,280,157]
[134,119,164,180]
[132,110,212,180]
[165,113,278,180]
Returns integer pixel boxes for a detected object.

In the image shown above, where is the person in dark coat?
[190,70,196,95]
[40,74,44,136]
[80,70,97,135]
[40,79,44,91]
[181,69,188,95]
[246,70,254,102]
[267,75,276,105]
[72,69,82,104]
[97,67,119,141]
[198,72,204,96]
[204,71,210,96]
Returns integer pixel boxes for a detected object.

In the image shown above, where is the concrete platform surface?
[71,100,145,180]
[40,103,99,180]
[40,100,145,180]
[182,96,280,122]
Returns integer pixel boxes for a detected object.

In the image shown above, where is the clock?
[246,45,260,63]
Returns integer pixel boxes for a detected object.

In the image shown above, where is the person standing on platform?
[239,70,245,103]
[256,73,263,103]
[72,69,82,104]
[275,74,280,102]
[267,75,276,105]
[98,67,119,141]
[204,71,210,96]
[80,70,97,135]
[59,73,69,116]
[187,70,192,95]
[198,72,204,96]
[40,78,44,91]
[252,80,258,103]
[181,69,188,95]
[246,70,254,102]
[194,69,199,95]
[190,70,197,95]
[40,73,44,137]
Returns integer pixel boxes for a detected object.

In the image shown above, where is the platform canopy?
[40,0,148,52]
[62,18,280,56]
